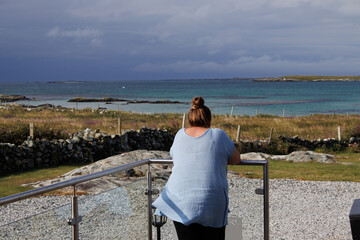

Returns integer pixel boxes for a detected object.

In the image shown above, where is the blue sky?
[1,0,360,82]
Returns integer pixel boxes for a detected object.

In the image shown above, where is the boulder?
[22,150,171,194]
[241,151,336,163]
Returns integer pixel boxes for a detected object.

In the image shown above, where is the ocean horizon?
[1,79,360,116]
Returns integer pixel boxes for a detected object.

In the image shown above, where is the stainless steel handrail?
[0,158,269,240]
[0,159,149,206]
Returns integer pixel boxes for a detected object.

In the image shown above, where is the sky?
[1,0,360,82]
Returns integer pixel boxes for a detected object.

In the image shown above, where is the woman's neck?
[185,126,209,138]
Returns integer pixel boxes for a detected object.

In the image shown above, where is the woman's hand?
[228,147,241,165]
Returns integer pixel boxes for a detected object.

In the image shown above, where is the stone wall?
[236,135,360,154]
[0,127,174,176]
[2,127,359,176]
[277,135,359,150]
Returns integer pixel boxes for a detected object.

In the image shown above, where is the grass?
[0,164,84,198]
[1,106,360,144]
[0,106,182,144]
[228,152,360,182]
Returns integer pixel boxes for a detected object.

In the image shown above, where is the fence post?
[269,128,273,143]
[338,126,341,141]
[230,106,234,117]
[236,125,241,142]
[256,109,258,116]
[29,123,34,139]
[118,118,122,135]
[182,113,186,128]
[282,109,285,117]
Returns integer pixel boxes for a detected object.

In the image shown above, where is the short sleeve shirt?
[152,128,234,227]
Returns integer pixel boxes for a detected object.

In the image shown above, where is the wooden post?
[29,123,34,139]
[256,109,258,116]
[230,106,234,117]
[182,113,186,128]
[236,125,241,142]
[337,126,341,141]
[347,112,349,118]
[269,128,273,143]
[118,118,122,135]
[282,109,285,117]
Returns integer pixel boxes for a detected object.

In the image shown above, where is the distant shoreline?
[46,81,88,84]
[253,75,360,82]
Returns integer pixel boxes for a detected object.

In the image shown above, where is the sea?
[1,79,360,116]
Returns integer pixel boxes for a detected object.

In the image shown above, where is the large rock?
[284,151,336,163]
[23,150,171,194]
[240,152,272,161]
[241,151,336,163]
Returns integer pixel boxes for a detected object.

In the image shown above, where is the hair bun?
[192,96,205,109]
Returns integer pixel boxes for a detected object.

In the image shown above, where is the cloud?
[46,27,103,46]
[90,38,103,47]
[2,0,360,81]
[134,55,360,77]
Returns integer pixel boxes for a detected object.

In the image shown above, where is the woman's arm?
[228,147,241,165]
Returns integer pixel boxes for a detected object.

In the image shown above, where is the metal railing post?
[147,163,153,240]
[71,186,79,240]
[263,161,269,240]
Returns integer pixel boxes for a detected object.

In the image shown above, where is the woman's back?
[153,128,234,227]
[170,128,233,188]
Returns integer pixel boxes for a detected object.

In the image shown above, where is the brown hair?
[188,96,211,128]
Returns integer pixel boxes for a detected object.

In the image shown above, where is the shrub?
[348,125,360,138]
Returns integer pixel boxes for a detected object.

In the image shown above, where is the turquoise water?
[1,79,360,116]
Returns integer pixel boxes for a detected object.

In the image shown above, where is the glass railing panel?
[77,177,148,239]
[228,176,264,240]
[149,164,266,240]
[0,161,267,240]
[0,196,72,239]
[151,164,175,239]
[0,177,150,239]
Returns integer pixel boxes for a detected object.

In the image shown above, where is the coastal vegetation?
[1,105,360,145]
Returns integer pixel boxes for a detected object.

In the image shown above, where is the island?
[46,81,87,84]
[68,97,186,104]
[0,94,29,102]
[253,76,360,82]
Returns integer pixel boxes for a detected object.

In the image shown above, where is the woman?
[152,96,241,240]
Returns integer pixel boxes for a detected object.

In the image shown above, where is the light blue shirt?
[152,128,234,227]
